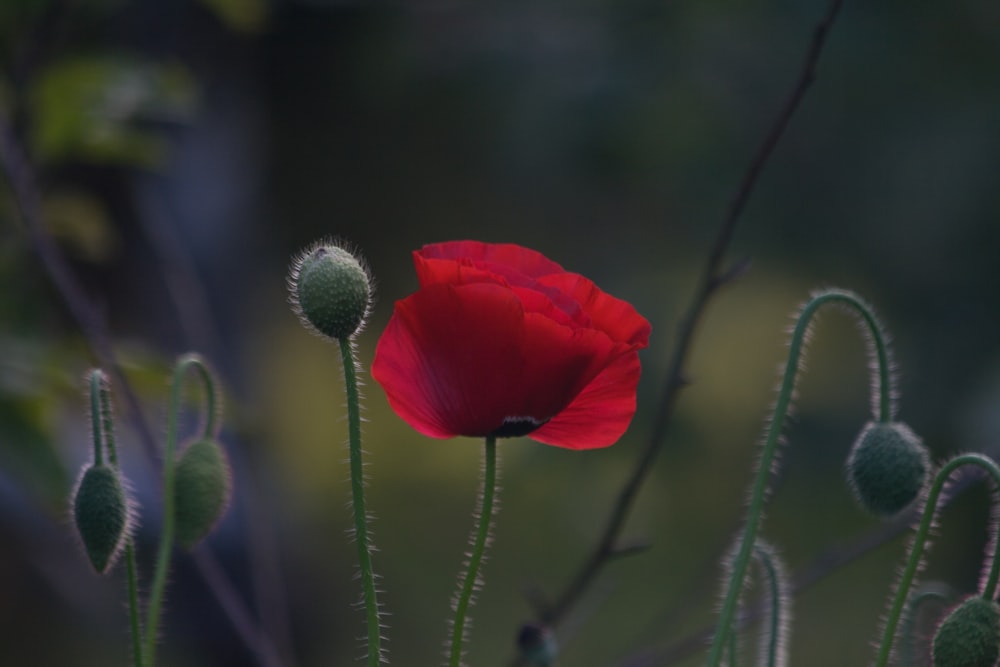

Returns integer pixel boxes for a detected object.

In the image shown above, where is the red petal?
[529,352,642,450]
[538,272,651,347]
[415,254,592,328]
[371,282,625,439]
[417,241,566,282]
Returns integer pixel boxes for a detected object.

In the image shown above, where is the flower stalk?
[89,369,144,667]
[339,337,384,666]
[144,354,219,667]
[707,289,895,666]
[874,453,1000,666]
[448,435,499,667]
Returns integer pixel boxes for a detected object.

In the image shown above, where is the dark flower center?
[493,416,549,438]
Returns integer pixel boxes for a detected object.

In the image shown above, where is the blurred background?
[1,0,999,665]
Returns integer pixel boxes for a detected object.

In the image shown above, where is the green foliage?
[0,394,68,510]
[197,0,269,33]
[29,56,196,166]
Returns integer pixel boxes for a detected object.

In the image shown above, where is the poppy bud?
[290,243,372,340]
[72,464,132,574]
[932,596,1000,667]
[846,421,928,518]
[174,438,233,550]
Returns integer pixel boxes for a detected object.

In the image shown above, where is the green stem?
[144,354,218,666]
[900,585,951,667]
[338,338,383,666]
[706,289,894,666]
[448,435,499,667]
[90,368,144,667]
[754,543,788,667]
[874,453,1000,666]
[124,543,144,667]
[89,370,105,465]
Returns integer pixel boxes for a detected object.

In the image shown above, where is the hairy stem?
[874,453,1000,666]
[449,436,499,667]
[338,338,383,665]
[707,289,894,666]
[754,543,789,667]
[89,368,144,666]
[144,354,218,666]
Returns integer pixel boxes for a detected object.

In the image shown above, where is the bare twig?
[0,111,285,667]
[525,0,847,643]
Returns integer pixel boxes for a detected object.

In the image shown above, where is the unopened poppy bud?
[933,596,1000,667]
[72,464,132,574]
[846,421,928,517]
[517,623,558,667]
[174,438,233,550]
[290,243,372,340]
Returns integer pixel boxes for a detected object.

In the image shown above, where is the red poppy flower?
[371,241,651,450]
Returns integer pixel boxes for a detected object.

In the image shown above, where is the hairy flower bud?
[174,438,233,550]
[933,596,1000,667]
[846,421,928,517]
[72,464,132,574]
[290,243,372,340]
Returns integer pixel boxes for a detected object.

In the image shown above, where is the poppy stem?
[89,369,145,667]
[338,337,384,666]
[706,289,894,667]
[448,435,499,667]
[874,453,1000,667]
[144,354,218,667]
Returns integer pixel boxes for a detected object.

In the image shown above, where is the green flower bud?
[846,421,928,517]
[933,596,1000,667]
[72,464,132,574]
[290,242,372,340]
[174,438,233,550]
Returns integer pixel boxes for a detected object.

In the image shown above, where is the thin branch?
[532,0,847,635]
[0,111,285,667]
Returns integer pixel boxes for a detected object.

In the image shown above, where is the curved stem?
[338,338,383,665]
[874,453,1000,666]
[900,585,951,667]
[144,354,219,666]
[754,543,789,667]
[448,435,499,667]
[706,289,894,666]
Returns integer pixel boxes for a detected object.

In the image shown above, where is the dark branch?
[525,0,848,645]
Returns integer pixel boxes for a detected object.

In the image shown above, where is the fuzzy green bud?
[72,464,131,574]
[174,438,233,550]
[290,243,372,340]
[846,421,928,517]
[933,596,1000,667]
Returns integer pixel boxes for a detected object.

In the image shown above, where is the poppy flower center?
[493,416,549,438]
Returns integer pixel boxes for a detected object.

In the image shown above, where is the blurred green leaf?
[198,0,269,33]
[30,55,197,167]
[0,393,69,512]
[41,188,118,263]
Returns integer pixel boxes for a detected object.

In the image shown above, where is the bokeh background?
[1,0,999,665]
